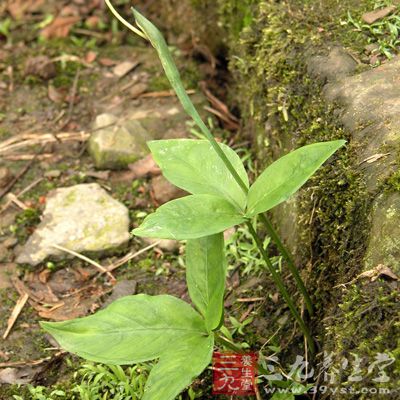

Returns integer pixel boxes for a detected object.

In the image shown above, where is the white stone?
[16,184,130,266]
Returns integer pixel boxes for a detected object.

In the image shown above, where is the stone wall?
[152,0,400,397]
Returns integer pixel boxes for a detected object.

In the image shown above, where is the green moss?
[177,0,400,393]
[384,169,400,192]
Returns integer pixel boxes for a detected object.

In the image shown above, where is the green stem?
[106,2,314,351]
[104,0,147,39]
[214,332,246,353]
[246,222,315,355]
[259,214,313,316]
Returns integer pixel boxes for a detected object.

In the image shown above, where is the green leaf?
[270,394,295,400]
[247,140,346,216]
[132,194,245,240]
[186,233,226,331]
[148,139,249,210]
[41,294,207,365]
[143,333,213,400]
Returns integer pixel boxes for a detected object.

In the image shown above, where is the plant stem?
[104,0,147,39]
[214,332,246,353]
[246,222,315,355]
[259,214,313,316]
[107,2,315,351]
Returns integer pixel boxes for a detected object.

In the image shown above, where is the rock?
[102,279,137,307]
[362,6,396,24]
[0,166,13,188]
[307,47,357,82]
[24,56,56,80]
[15,183,130,266]
[128,154,161,178]
[151,175,187,204]
[130,82,148,98]
[44,169,61,178]
[364,193,400,274]
[88,113,153,170]
[143,237,180,252]
[323,56,400,191]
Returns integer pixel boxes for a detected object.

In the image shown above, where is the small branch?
[105,240,161,273]
[3,293,29,339]
[51,244,116,282]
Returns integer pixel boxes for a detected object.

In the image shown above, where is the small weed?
[345,5,400,60]
[226,224,281,276]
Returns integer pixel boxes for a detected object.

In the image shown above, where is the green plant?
[41,4,346,400]
[346,5,400,60]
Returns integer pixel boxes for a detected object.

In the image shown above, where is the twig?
[0,131,89,154]
[2,293,29,339]
[139,89,195,98]
[105,240,161,273]
[60,68,81,130]
[51,244,116,282]
[4,193,28,210]
[236,297,265,303]
[0,154,39,200]
[0,352,64,368]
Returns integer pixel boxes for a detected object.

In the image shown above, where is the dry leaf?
[85,51,97,64]
[359,153,390,165]
[41,16,80,40]
[358,264,399,282]
[7,0,44,19]
[48,85,64,104]
[128,154,161,178]
[362,6,396,24]
[113,61,139,78]
[99,57,118,67]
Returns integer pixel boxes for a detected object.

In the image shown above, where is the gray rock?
[364,193,400,274]
[88,113,153,170]
[44,169,61,178]
[323,56,400,190]
[16,183,130,266]
[307,47,357,82]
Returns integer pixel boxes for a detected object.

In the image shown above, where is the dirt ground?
[0,1,276,398]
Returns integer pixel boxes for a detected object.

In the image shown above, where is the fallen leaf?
[0,367,31,384]
[7,0,44,19]
[362,6,396,24]
[128,154,161,178]
[113,61,139,78]
[85,15,100,28]
[335,264,399,288]
[85,50,97,64]
[359,264,399,282]
[48,85,64,104]
[99,57,118,67]
[24,56,56,80]
[41,16,80,40]
[359,153,390,165]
